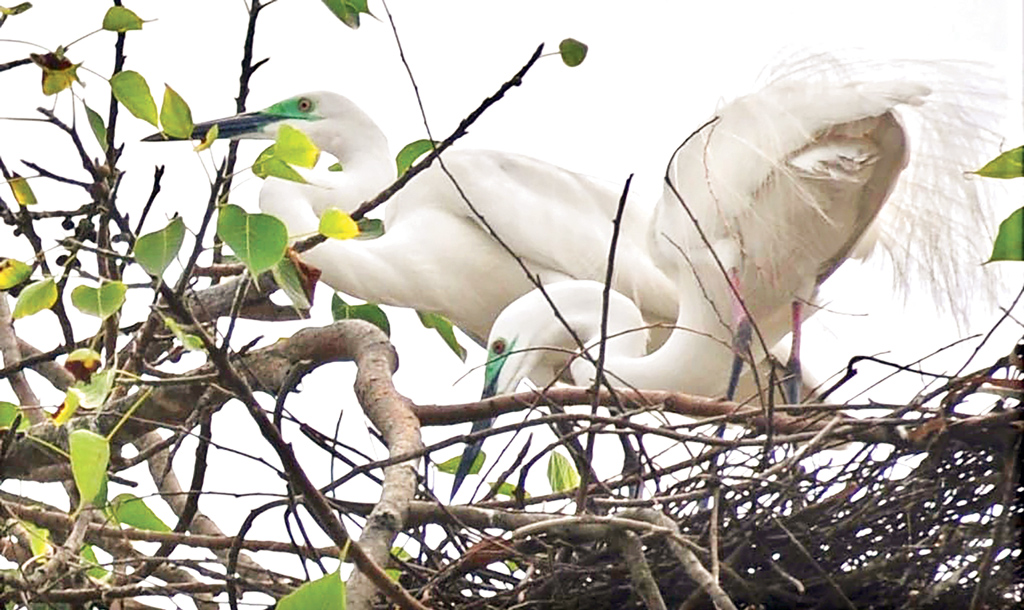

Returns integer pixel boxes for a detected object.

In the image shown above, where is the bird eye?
[297,97,313,113]
[491,339,507,356]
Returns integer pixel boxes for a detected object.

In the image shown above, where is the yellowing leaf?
[318,207,360,240]
[101,6,143,32]
[275,124,320,169]
[110,70,158,127]
[159,85,193,140]
[194,123,218,152]
[0,258,32,289]
[12,278,57,319]
[30,49,82,95]
[216,204,288,274]
[70,281,126,319]
[8,174,37,205]
[558,38,588,67]
[64,347,102,383]
[0,3,32,16]
[52,388,81,425]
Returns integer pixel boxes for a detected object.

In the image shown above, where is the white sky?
[1,0,1021,594]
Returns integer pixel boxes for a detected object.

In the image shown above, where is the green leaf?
[159,85,193,140]
[546,451,579,492]
[320,0,371,29]
[988,207,1024,262]
[0,402,29,431]
[277,570,346,610]
[20,520,50,558]
[275,124,320,168]
[70,429,110,508]
[319,207,360,240]
[395,139,436,176]
[271,255,313,311]
[558,38,588,67]
[490,481,522,499]
[216,204,288,274]
[8,174,36,205]
[135,216,185,276]
[253,144,307,183]
[331,293,390,336]
[437,450,485,475]
[163,316,205,352]
[328,162,343,172]
[416,311,467,362]
[75,368,115,409]
[70,281,126,319]
[0,258,32,289]
[974,146,1023,179]
[355,218,384,240]
[80,544,109,580]
[110,70,158,127]
[0,3,32,16]
[109,493,170,532]
[82,102,108,152]
[12,278,57,319]
[101,6,143,32]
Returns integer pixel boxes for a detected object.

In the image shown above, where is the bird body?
[179,92,679,345]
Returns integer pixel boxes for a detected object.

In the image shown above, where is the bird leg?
[724,268,752,403]
[783,301,803,405]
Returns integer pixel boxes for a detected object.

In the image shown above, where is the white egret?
[148,92,679,345]
[454,65,999,498]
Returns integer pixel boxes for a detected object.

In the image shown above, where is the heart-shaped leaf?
[135,217,185,276]
[71,281,126,319]
[216,204,288,274]
[101,6,144,32]
[12,278,57,319]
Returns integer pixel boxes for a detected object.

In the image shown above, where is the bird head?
[141,92,384,156]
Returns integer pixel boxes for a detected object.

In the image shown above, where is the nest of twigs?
[398,346,1022,610]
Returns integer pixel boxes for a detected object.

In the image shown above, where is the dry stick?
[578,175,637,512]
[968,434,1020,610]
[624,509,739,610]
[771,515,856,610]
[156,283,427,610]
[609,526,667,610]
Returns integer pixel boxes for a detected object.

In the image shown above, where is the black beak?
[141,111,279,142]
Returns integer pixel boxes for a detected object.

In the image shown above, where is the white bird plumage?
[167,92,678,345]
